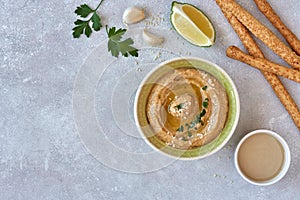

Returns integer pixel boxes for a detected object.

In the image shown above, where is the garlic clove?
[123,6,145,25]
[143,30,164,46]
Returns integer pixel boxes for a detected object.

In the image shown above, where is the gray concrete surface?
[1,0,300,199]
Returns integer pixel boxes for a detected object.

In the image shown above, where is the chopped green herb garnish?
[202,85,208,90]
[176,125,184,132]
[188,121,196,129]
[182,137,188,141]
[187,131,192,137]
[175,103,184,110]
[176,108,207,135]
[203,101,208,108]
[200,109,206,118]
[195,114,200,122]
[205,98,209,101]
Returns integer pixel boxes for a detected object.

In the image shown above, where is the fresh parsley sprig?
[73,0,139,58]
[106,26,138,57]
[72,2,103,38]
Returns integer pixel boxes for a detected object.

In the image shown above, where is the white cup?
[234,129,291,186]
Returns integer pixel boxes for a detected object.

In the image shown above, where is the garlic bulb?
[143,30,164,46]
[123,6,145,24]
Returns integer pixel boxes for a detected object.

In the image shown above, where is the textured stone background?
[1,0,299,199]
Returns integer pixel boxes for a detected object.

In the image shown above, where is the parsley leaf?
[106,26,139,58]
[75,4,93,18]
[73,3,102,38]
[72,20,86,38]
[91,13,102,31]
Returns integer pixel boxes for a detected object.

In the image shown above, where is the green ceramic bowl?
[134,57,240,160]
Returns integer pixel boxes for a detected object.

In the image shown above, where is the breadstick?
[254,0,300,55]
[215,0,300,70]
[227,46,300,83]
[216,0,300,130]
[218,6,264,58]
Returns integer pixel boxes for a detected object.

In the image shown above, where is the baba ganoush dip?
[146,67,228,149]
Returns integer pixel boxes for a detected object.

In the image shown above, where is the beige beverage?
[237,133,285,182]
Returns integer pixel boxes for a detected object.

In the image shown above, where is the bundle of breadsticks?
[215,0,300,131]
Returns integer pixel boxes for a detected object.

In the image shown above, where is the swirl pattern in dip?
[146,67,228,149]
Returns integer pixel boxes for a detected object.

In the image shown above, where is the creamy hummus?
[146,67,228,149]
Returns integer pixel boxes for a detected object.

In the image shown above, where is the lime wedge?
[170,1,216,47]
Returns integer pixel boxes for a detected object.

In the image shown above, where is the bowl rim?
[234,129,291,186]
[134,56,240,160]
